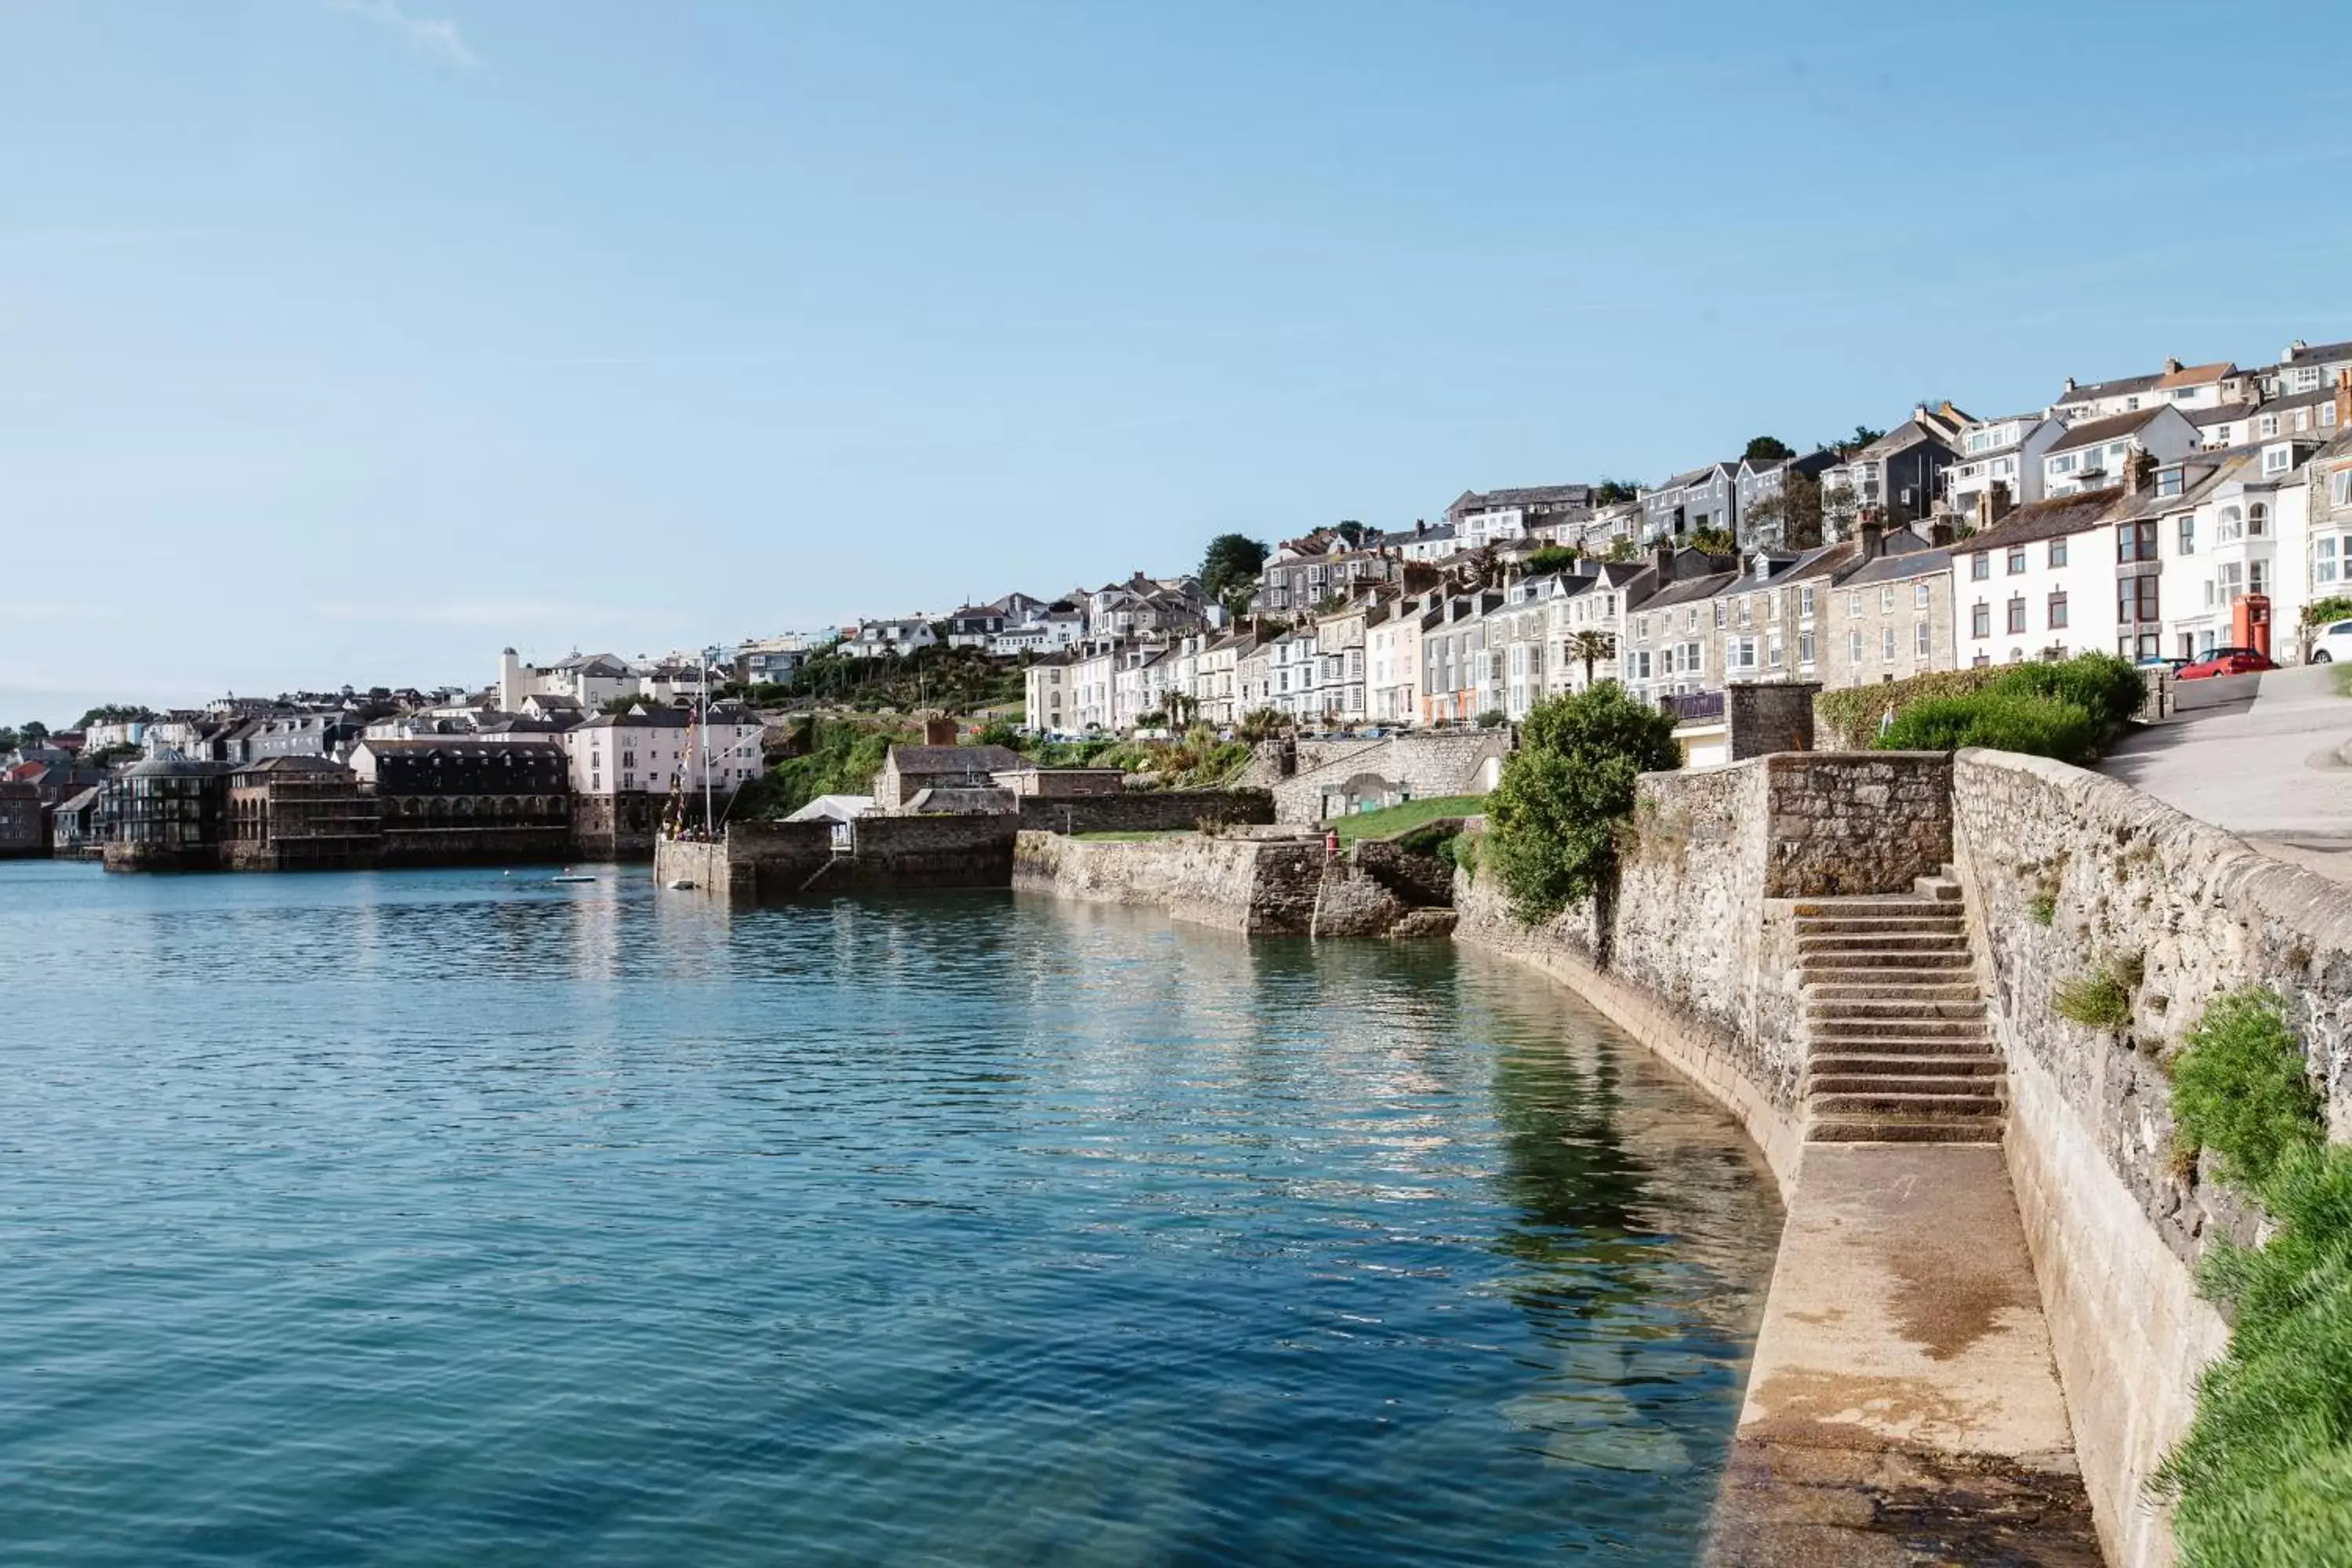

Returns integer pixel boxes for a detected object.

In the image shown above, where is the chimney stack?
[2164,357,2183,375]
[1980,478,2015,532]
[924,717,958,746]
[1652,539,1675,584]
[1929,518,1958,548]
[2129,449,2158,495]
[1857,518,1886,564]
[2336,369,2352,433]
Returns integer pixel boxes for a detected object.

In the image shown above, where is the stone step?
[1806,1019,1996,1045]
[1795,916,1968,938]
[1911,875,1964,903]
[1809,1052,2004,1077]
[1804,981,1983,1004]
[1808,1071,2008,1098]
[1807,998,1987,1022]
[1798,930,1969,950]
[1797,945,1966,968]
[1813,1089,2005,1116]
[1794,898,1965,920]
[1806,1116,2005,1145]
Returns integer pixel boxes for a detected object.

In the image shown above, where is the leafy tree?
[18,720,50,745]
[1744,471,1825,550]
[1200,533,1271,608]
[75,703,158,730]
[1688,524,1735,556]
[1742,435,1795,463]
[82,742,144,770]
[1333,520,1373,548]
[1484,682,1680,922]
[1238,707,1289,744]
[1522,546,1580,575]
[1820,481,1860,539]
[0,727,16,753]
[1566,630,1617,685]
[1841,424,1886,452]
[1603,538,1639,562]
[1593,478,1639,505]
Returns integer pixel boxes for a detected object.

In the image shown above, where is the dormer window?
[2264,446,2292,476]
[2156,467,2184,499]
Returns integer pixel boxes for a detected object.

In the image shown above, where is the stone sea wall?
[1012,829,1324,935]
[1271,731,1510,822]
[1014,788,1273,837]
[1948,747,2352,1567]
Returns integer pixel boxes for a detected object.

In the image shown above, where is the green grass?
[2053,964,2134,1029]
[1329,795,1487,844]
[2153,986,2352,1566]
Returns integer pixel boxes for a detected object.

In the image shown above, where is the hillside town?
[8,338,2351,869]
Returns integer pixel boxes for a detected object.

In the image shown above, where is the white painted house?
[1949,491,2129,666]
[1944,412,2065,517]
[2042,407,2199,499]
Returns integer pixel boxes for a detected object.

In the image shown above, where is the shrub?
[2027,891,2056,927]
[2053,960,2134,1029]
[1877,691,2098,763]
[2154,989,2352,1566]
[1484,683,1679,921]
[2170,988,2324,1193]
[1816,666,2002,747]
[1991,652,2146,730]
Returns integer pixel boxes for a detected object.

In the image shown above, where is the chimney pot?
[1652,539,1675,584]
[2165,358,2183,374]
[2336,369,2352,433]
[1858,520,1886,564]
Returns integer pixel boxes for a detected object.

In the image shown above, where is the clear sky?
[6,1,2350,725]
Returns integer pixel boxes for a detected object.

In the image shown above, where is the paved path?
[2100,662,2352,880]
[1706,1145,2100,1566]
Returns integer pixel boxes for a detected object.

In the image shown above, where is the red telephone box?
[2233,593,2272,659]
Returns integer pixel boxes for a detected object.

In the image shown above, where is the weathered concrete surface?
[1708,1145,2098,1566]
[1013,829,1327,935]
[2100,662,2352,882]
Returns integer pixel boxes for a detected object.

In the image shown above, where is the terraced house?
[1820,525,1955,691]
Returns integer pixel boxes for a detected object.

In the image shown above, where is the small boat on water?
[552,874,597,884]
[666,879,696,891]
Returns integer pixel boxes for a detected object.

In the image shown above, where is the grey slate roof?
[887,745,1022,775]
[1955,488,2125,554]
[2048,407,2170,456]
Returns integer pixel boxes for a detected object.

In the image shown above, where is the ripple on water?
[0,862,1783,1566]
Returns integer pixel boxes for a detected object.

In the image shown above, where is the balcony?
[1657,690,1725,723]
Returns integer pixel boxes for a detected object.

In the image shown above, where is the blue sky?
[5,1,2350,725]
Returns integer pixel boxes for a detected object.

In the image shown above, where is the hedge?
[1876,691,2099,764]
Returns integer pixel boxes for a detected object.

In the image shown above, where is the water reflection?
[0,863,1780,1566]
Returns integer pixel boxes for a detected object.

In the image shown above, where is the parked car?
[2176,646,2279,680]
[2310,620,2352,664]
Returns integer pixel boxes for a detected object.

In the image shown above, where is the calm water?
[0,862,1781,1566]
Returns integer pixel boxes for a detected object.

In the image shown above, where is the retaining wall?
[658,815,1018,901]
[1015,788,1273,837]
[1271,731,1510,822]
[1013,829,1324,935]
[1948,747,2352,1566]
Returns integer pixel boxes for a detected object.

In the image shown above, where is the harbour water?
[0,862,1782,1565]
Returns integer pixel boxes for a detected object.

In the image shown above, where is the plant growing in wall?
[2052,952,2141,1030]
[1483,682,1679,924]
[2152,986,2352,1565]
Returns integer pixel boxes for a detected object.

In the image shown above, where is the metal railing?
[1657,689,1726,723]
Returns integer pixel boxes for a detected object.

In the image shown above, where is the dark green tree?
[1484,683,1680,923]
[1593,478,1639,505]
[1742,435,1795,463]
[1521,546,1581,575]
[75,703,159,730]
[1199,533,1270,608]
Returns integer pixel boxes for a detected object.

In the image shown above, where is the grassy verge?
[1330,795,1486,844]
[2154,986,2352,1564]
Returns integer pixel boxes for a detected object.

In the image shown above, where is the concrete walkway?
[2100,662,2352,880]
[1707,1145,2100,1566]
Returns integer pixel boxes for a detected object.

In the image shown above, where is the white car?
[2311,619,2352,663]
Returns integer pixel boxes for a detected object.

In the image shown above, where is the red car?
[2176,646,2278,679]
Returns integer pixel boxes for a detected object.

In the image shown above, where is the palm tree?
[1566,629,1617,688]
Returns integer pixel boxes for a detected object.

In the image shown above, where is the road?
[2097,662,2352,880]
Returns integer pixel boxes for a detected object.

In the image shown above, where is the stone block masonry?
[1270,731,1509,822]
[1013,830,1323,935]
[1015,788,1273,837]
[1947,746,2352,1566]
[658,815,1017,901]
